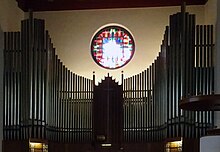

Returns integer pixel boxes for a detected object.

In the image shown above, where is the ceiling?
[16,0,208,12]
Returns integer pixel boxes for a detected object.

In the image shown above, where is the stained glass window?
[91,25,135,69]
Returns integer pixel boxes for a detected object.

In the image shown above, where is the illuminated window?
[91,25,135,69]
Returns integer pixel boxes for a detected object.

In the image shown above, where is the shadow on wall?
[0,25,4,152]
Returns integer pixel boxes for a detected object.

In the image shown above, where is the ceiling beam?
[16,0,208,12]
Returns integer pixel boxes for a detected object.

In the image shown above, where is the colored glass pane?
[91,26,135,69]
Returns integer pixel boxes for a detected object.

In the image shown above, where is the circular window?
[91,25,135,69]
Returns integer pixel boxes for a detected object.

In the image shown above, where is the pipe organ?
[3,7,215,152]
[123,10,214,142]
[4,16,94,143]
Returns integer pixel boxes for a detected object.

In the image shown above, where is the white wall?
[0,0,24,31]
[35,5,205,83]
[204,0,217,25]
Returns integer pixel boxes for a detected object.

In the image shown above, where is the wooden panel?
[93,76,123,149]
[2,140,29,152]
[16,0,208,12]
[183,138,199,152]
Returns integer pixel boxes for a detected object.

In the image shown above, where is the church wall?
[0,0,24,31]
[34,6,205,83]
[204,0,217,25]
